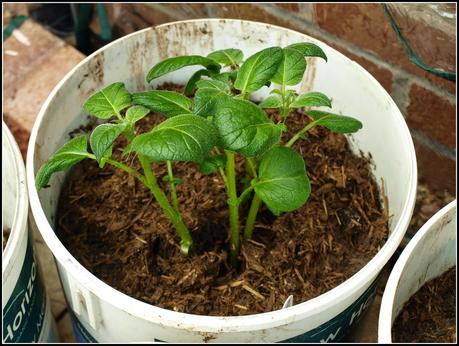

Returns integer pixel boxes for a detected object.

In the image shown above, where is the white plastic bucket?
[378,200,456,343]
[2,123,58,343]
[26,19,417,342]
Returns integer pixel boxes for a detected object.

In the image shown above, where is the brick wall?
[103,3,456,196]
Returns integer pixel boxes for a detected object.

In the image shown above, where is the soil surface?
[392,267,456,343]
[56,85,389,316]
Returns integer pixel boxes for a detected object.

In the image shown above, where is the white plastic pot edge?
[2,123,28,275]
[378,199,457,343]
[26,18,417,333]
[3,123,58,343]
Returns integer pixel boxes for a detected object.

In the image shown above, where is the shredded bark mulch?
[55,86,389,316]
[392,267,456,343]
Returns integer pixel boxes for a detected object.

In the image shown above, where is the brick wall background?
[103,3,457,196]
[3,3,456,196]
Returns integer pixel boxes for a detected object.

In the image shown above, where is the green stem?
[243,193,262,240]
[124,124,135,141]
[238,186,254,205]
[213,147,229,188]
[280,84,290,118]
[87,153,147,185]
[242,158,262,240]
[138,155,192,255]
[285,117,327,148]
[167,160,180,213]
[246,157,258,178]
[214,147,228,189]
[218,167,228,189]
[225,150,240,267]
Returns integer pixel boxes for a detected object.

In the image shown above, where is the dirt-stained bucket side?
[27,19,416,342]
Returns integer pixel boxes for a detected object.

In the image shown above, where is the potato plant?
[36,43,362,267]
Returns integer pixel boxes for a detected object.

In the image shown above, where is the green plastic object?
[383,4,455,82]
[3,15,28,41]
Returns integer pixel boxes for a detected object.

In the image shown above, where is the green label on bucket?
[284,275,380,343]
[2,238,47,343]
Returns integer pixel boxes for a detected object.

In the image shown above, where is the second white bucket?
[2,123,58,343]
[378,200,457,343]
[27,19,417,342]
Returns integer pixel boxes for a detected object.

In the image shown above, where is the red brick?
[275,3,299,12]
[314,4,456,93]
[131,3,207,25]
[103,4,208,36]
[104,4,151,36]
[205,3,304,33]
[406,84,456,149]
[3,20,85,137]
[394,14,455,75]
[3,19,66,99]
[3,114,29,160]
[413,138,456,195]
[3,3,29,27]
[422,72,455,95]
[146,3,207,18]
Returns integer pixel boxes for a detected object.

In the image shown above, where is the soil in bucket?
[392,266,456,343]
[55,84,389,316]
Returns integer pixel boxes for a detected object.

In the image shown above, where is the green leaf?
[210,71,238,83]
[132,90,193,117]
[199,154,227,175]
[254,147,311,215]
[83,82,132,119]
[196,79,230,92]
[35,136,89,189]
[129,114,218,163]
[146,55,221,83]
[270,89,285,98]
[194,86,231,117]
[286,42,328,61]
[291,92,332,108]
[90,123,127,162]
[121,142,133,158]
[207,48,243,66]
[184,69,212,96]
[278,123,288,132]
[286,89,297,104]
[271,48,307,86]
[213,98,282,157]
[125,105,150,124]
[234,47,283,94]
[307,110,363,133]
[259,95,282,109]
[162,175,183,185]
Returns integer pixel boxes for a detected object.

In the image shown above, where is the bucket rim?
[2,122,29,275]
[378,199,457,343]
[26,18,418,331]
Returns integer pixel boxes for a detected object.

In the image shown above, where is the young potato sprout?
[36,43,362,267]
